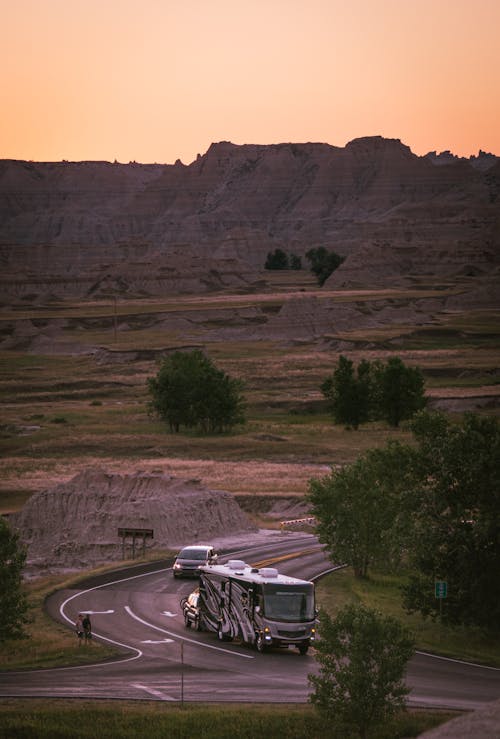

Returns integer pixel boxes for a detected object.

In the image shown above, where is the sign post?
[117,528,153,559]
[435,580,447,635]
[435,581,447,599]
[180,641,184,707]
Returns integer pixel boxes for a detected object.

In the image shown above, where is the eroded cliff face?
[10,468,256,573]
[1,137,498,301]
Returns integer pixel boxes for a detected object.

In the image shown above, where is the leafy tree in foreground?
[147,350,246,434]
[402,411,500,629]
[307,444,413,577]
[321,356,372,430]
[309,604,415,739]
[305,246,344,286]
[0,518,30,643]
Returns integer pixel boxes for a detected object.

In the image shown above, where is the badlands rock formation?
[1,137,498,301]
[1,276,499,357]
[11,468,256,574]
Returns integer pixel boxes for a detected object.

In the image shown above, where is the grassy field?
[1,285,498,513]
[0,700,457,739]
[316,568,500,667]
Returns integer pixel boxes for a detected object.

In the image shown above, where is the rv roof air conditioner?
[228,560,247,570]
[259,567,279,578]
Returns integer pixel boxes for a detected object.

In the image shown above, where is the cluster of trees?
[264,246,345,286]
[264,248,302,270]
[147,350,245,434]
[305,247,345,286]
[147,351,426,435]
[321,355,426,428]
[308,411,500,630]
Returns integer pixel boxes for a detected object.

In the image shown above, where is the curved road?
[1,535,499,710]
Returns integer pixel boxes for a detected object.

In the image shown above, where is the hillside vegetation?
[1,271,498,516]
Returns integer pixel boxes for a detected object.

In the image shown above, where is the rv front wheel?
[298,644,309,655]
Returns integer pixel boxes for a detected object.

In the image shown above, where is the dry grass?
[0,456,328,501]
[1,278,499,510]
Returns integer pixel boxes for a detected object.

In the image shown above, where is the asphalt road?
[1,535,499,709]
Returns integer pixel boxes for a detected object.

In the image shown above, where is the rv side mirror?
[210,553,218,563]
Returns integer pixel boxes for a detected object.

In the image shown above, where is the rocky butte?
[0,136,498,302]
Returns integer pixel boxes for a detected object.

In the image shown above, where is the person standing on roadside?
[82,613,92,644]
[75,614,84,645]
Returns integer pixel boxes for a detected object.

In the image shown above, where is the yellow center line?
[250,547,321,569]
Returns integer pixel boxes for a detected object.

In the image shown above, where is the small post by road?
[435,580,447,639]
[180,641,184,707]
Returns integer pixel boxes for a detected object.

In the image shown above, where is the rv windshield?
[262,583,315,622]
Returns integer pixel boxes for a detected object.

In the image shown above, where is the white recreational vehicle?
[183,559,317,654]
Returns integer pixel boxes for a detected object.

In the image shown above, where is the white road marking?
[81,610,115,615]
[124,605,254,659]
[132,683,176,701]
[415,651,500,671]
[141,639,174,644]
[162,611,177,617]
[58,565,180,664]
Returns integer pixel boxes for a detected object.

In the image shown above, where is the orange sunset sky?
[1,0,499,165]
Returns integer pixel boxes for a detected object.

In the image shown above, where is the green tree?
[322,356,426,430]
[0,518,30,643]
[307,444,412,577]
[309,604,415,739]
[321,356,372,429]
[289,253,302,270]
[147,350,246,434]
[305,246,344,286]
[373,357,426,427]
[264,248,289,270]
[401,411,500,629]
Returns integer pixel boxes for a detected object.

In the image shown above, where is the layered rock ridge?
[1,137,498,301]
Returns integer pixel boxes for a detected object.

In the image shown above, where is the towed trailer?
[191,559,317,654]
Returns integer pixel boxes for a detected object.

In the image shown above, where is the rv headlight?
[264,627,272,641]
[310,627,316,641]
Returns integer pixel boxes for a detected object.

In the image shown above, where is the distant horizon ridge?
[2,135,498,167]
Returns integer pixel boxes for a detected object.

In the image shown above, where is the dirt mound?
[10,468,256,574]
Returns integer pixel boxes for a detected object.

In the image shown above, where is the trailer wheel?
[195,616,202,632]
[256,633,268,653]
[298,644,309,655]
[184,613,191,628]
